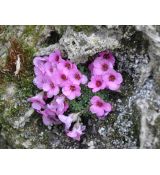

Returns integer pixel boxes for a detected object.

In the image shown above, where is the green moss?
[23,26,37,35]
[0,40,37,132]
[69,85,93,114]
[3,37,36,95]
[3,105,20,120]
[20,39,36,64]
[22,25,45,46]
[16,41,36,98]
[72,25,98,35]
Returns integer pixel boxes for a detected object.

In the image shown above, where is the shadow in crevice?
[45,30,62,45]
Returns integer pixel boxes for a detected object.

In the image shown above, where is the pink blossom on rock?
[57,60,76,73]
[47,95,69,115]
[42,77,59,98]
[67,123,86,141]
[58,114,73,131]
[56,70,70,87]
[54,95,69,114]
[33,56,48,79]
[33,56,47,68]
[44,61,56,77]
[62,83,81,100]
[28,92,46,111]
[42,115,55,126]
[70,69,88,85]
[33,58,47,90]
[88,75,106,92]
[93,57,113,75]
[33,73,47,90]
[40,108,61,126]
[90,96,112,118]
[103,69,123,91]
[88,57,103,75]
[98,50,115,66]
[34,66,46,77]
[48,50,63,64]
[58,113,80,131]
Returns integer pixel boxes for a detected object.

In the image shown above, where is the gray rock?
[35,26,120,63]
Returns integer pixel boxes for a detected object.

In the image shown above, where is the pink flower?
[48,50,63,64]
[34,66,45,77]
[88,75,106,92]
[33,75,45,90]
[93,57,113,75]
[40,108,61,126]
[90,96,112,118]
[56,70,70,87]
[33,58,47,90]
[44,62,56,77]
[57,60,76,73]
[98,50,115,66]
[33,56,47,68]
[62,83,81,100]
[103,69,123,91]
[58,114,73,131]
[42,77,59,98]
[88,57,102,75]
[42,115,56,126]
[70,69,88,85]
[58,113,79,131]
[67,123,86,141]
[28,92,46,111]
[47,95,69,115]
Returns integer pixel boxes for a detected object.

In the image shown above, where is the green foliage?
[69,85,93,114]
[69,63,112,116]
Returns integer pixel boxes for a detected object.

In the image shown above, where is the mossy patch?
[72,25,98,35]
[22,25,45,46]
[0,37,37,131]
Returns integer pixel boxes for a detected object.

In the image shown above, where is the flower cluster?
[88,50,123,91]
[33,50,87,100]
[28,50,87,140]
[28,49,123,141]
[88,50,123,118]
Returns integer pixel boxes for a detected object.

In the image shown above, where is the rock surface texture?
[0,25,159,148]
